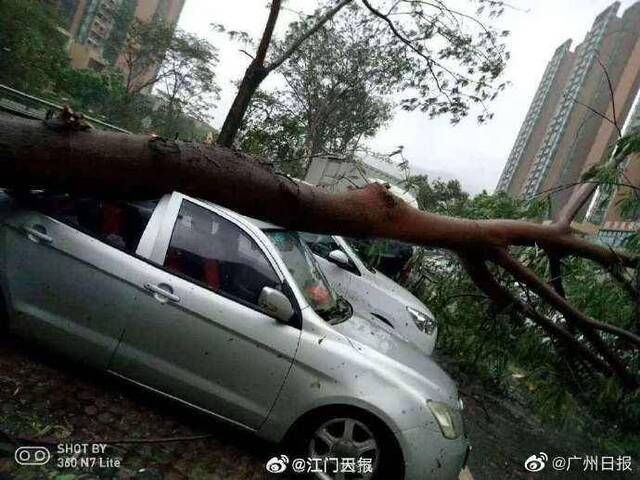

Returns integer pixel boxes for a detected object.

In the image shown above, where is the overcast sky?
[177,0,638,194]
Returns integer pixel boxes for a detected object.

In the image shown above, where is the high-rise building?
[587,88,640,245]
[495,40,575,196]
[496,1,640,219]
[50,0,186,91]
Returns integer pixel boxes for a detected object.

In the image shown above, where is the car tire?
[289,409,403,480]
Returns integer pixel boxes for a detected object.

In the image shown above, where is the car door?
[0,193,162,367]
[109,194,301,430]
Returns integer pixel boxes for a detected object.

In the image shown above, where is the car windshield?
[264,230,350,323]
[343,237,377,273]
[301,232,376,274]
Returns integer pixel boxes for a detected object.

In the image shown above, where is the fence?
[0,83,131,134]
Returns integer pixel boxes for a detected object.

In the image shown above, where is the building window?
[597,230,634,248]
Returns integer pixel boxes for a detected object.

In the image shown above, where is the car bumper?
[397,423,470,480]
[412,328,437,356]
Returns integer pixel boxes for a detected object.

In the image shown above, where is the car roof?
[199,198,283,231]
[236,214,283,230]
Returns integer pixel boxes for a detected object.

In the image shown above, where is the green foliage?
[618,192,640,222]
[466,191,548,220]
[151,29,219,138]
[407,175,469,216]
[102,0,137,65]
[240,90,307,177]
[615,130,640,158]
[612,132,640,222]
[276,11,396,156]
[581,131,640,224]
[120,18,175,93]
[239,12,398,174]
[276,1,510,124]
[623,231,640,254]
[408,175,547,219]
[0,0,219,139]
[52,68,151,131]
[399,178,640,453]
[0,0,69,94]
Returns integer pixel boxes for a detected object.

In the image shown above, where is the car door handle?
[23,225,53,244]
[144,283,180,303]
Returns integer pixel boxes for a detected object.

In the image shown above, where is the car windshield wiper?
[321,297,352,325]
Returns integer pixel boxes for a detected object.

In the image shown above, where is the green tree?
[239,90,308,177]
[151,30,219,138]
[274,13,396,159]
[102,0,138,66]
[120,18,176,95]
[408,175,469,216]
[53,67,153,132]
[0,0,69,94]
[47,21,219,137]
[239,14,398,174]
[217,0,509,146]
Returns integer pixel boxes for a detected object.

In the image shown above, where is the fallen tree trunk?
[0,115,638,388]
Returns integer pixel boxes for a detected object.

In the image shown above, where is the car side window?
[164,200,280,308]
[300,233,341,259]
[29,193,156,254]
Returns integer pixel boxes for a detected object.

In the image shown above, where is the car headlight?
[427,401,461,439]
[406,306,437,335]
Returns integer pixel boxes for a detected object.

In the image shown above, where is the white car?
[301,234,438,356]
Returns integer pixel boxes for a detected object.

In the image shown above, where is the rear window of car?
[24,192,157,254]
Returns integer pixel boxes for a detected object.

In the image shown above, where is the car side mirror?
[259,287,295,323]
[328,249,351,268]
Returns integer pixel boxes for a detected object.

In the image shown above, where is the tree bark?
[0,118,625,259]
[216,0,282,147]
[216,62,269,147]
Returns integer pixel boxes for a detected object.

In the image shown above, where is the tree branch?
[596,55,621,137]
[607,263,640,300]
[492,248,640,369]
[255,0,283,66]
[548,254,566,299]
[360,0,449,101]
[266,0,354,72]
[459,253,615,378]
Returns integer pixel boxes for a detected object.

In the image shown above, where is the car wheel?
[296,412,401,480]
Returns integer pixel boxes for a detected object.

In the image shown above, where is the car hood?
[368,269,433,315]
[332,313,458,406]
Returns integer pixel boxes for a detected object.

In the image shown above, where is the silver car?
[0,190,469,480]
[301,234,438,356]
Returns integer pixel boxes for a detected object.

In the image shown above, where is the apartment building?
[51,0,185,91]
[588,89,640,245]
[496,1,640,219]
[495,40,575,196]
